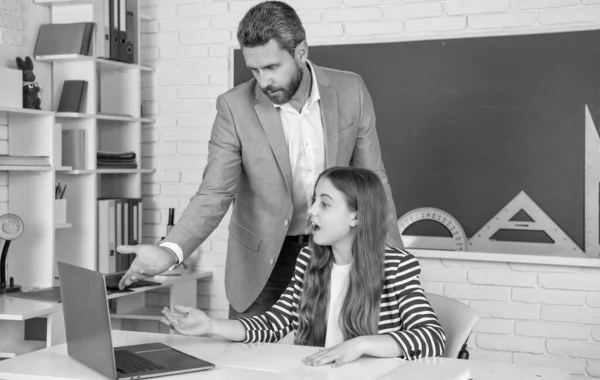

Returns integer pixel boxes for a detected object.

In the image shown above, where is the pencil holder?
[54,199,67,224]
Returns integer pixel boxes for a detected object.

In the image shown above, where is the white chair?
[425,293,480,359]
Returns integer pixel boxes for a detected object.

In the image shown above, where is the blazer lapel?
[254,86,293,194]
[315,66,339,168]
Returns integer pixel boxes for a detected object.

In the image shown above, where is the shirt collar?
[274,60,320,110]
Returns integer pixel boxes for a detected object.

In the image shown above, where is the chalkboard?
[234,30,600,258]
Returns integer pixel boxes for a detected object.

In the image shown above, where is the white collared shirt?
[161,62,325,263]
[275,61,325,235]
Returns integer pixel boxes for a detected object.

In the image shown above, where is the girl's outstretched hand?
[302,338,365,367]
[160,305,213,336]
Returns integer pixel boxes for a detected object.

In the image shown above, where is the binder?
[124,10,135,63]
[115,199,123,270]
[118,0,128,62]
[110,0,119,60]
[122,198,129,271]
[93,0,111,58]
[137,200,143,246]
[97,199,117,274]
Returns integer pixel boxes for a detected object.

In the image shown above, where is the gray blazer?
[164,64,402,312]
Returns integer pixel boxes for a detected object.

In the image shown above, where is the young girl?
[161,167,446,367]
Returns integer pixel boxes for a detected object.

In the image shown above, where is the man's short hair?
[237,1,306,56]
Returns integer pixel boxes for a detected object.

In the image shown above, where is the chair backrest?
[425,293,480,359]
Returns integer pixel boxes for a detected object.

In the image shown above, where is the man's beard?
[262,64,303,105]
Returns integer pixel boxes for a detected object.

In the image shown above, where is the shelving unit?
[44,0,153,281]
[108,271,212,332]
[0,296,64,358]
[0,0,156,358]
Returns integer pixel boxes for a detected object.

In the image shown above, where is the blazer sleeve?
[163,95,242,258]
[236,249,310,343]
[352,75,403,247]
[384,251,446,359]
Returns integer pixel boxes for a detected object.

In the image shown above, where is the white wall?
[139,1,600,378]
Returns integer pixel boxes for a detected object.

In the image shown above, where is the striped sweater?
[238,246,446,360]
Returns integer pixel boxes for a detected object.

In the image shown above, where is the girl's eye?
[321,202,328,208]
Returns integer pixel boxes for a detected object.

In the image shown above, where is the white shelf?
[0,165,52,171]
[111,306,163,321]
[54,223,72,229]
[33,0,94,5]
[59,170,95,175]
[0,106,54,117]
[0,340,46,358]
[62,169,154,175]
[56,112,154,123]
[96,169,143,174]
[0,296,62,321]
[55,166,73,172]
[140,14,154,21]
[36,54,153,72]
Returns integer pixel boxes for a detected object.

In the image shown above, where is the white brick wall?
[420,258,600,378]
[140,1,600,377]
[0,0,49,214]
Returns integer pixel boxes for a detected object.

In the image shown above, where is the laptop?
[57,261,215,380]
[104,271,161,292]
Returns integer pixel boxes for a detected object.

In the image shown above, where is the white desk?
[0,270,212,358]
[0,330,570,380]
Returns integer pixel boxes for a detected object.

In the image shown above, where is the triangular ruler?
[397,207,467,251]
[469,191,586,257]
[584,105,600,258]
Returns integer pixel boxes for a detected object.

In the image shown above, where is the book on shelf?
[0,155,51,166]
[57,80,88,113]
[62,130,86,170]
[34,22,95,58]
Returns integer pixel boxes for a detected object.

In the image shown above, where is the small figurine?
[15,56,42,110]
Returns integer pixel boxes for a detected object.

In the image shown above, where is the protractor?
[397,207,467,251]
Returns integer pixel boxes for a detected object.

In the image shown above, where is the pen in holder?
[166,208,175,234]
[54,183,67,224]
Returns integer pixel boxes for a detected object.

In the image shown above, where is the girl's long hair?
[295,167,388,346]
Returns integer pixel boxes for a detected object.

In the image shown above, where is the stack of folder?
[97,0,135,63]
[97,151,137,169]
[97,198,142,273]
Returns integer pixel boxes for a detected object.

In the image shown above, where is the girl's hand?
[302,337,365,367]
[160,305,213,336]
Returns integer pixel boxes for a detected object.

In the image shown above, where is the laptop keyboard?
[115,349,165,374]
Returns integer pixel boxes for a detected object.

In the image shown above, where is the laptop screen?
[58,261,117,380]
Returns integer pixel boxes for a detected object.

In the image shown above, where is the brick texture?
[138,4,600,378]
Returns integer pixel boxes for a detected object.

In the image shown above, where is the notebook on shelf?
[34,22,95,58]
[57,80,88,113]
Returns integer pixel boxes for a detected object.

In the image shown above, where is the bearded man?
[117,1,402,318]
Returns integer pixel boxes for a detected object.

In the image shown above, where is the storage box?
[54,199,67,224]
[0,67,22,108]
